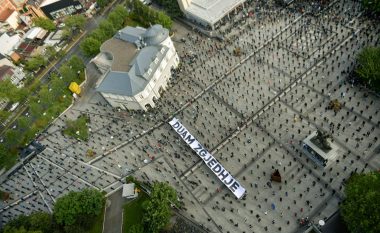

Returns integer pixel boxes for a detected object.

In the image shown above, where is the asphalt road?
[103,189,126,233]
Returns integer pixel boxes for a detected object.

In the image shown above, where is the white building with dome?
[92,24,179,111]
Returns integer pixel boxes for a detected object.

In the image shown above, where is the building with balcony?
[92,24,179,111]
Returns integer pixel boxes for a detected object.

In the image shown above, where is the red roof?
[0,8,14,21]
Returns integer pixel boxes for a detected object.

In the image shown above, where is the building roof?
[143,24,169,45]
[0,33,22,56]
[100,37,137,72]
[24,27,48,40]
[122,183,135,197]
[10,52,20,62]
[0,8,13,21]
[116,26,146,44]
[0,65,14,80]
[96,24,170,97]
[184,0,245,25]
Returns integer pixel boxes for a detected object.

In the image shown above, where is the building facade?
[92,24,179,111]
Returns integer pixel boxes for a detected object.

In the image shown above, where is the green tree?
[3,226,42,233]
[362,0,380,14]
[64,15,86,31]
[96,0,108,8]
[0,79,20,102]
[356,46,380,91]
[155,11,172,29]
[29,100,43,119]
[33,18,56,31]
[5,129,21,149]
[142,182,179,233]
[128,224,144,233]
[108,11,125,29]
[53,189,104,228]
[80,37,101,57]
[28,212,52,233]
[99,20,116,38]
[89,29,108,43]
[0,110,11,122]
[59,64,77,84]
[50,74,65,98]
[25,55,47,72]
[340,172,380,233]
[44,46,57,59]
[38,85,53,109]
[154,0,182,17]
[17,116,31,132]
[67,55,84,73]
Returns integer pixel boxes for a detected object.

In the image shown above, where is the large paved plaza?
[1,1,379,232]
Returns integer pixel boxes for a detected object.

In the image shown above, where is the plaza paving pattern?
[0,1,379,233]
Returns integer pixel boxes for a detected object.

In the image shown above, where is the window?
[147,68,152,76]
[154,58,159,64]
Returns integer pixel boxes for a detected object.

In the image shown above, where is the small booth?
[122,183,138,199]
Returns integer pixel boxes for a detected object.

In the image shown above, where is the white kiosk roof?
[185,0,245,25]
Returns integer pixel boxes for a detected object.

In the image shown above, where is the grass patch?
[63,115,90,141]
[123,192,148,233]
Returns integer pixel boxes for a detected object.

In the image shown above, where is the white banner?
[169,117,246,199]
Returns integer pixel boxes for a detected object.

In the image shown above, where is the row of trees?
[0,55,85,169]
[2,189,105,233]
[127,0,173,29]
[154,0,183,17]
[33,18,56,31]
[80,5,129,57]
[32,15,87,41]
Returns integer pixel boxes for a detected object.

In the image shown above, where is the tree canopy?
[33,18,56,31]
[128,0,173,29]
[61,15,87,40]
[24,55,47,72]
[3,211,52,233]
[64,14,87,30]
[142,182,179,233]
[0,79,28,102]
[96,0,108,8]
[340,172,380,233]
[356,46,380,91]
[154,0,183,17]
[362,0,380,15]
[81,4,128,57]
[54,188,104,227]
[2,189,104,233]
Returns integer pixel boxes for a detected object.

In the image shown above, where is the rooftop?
[96,24,170,97]
[100,38,137,73]
[0,65,14,80]
[0,8,14,21]
[185,0,245,25]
